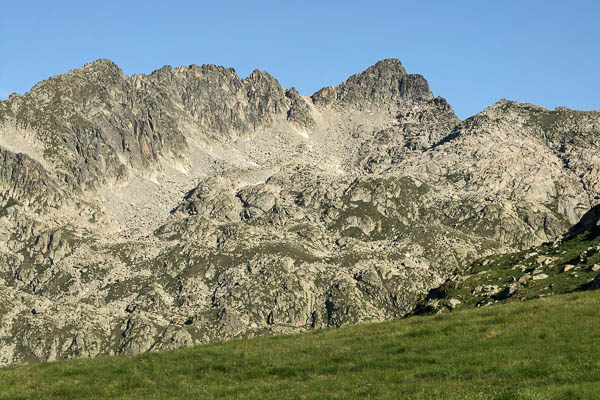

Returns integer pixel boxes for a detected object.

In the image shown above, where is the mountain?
[0,58,598,365]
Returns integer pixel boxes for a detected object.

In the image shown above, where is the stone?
[532,274,549,281]
[536,255,547,264]
[493,284,519,300]
[443,298,462,310]
[561,265,575,273]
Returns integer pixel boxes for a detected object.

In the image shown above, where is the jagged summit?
[2,58,436,116]
[0,57,444,193]
[81,58,122,72]
[311,58,433,108]
[33,58,125,92]
[349,58,409,82]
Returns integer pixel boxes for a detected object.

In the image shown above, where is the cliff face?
[0,58,598,366]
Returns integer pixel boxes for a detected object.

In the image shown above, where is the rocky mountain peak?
[51,58,126,91]
[243,69,286,100]
[245,68,278,83]
[80,58,122,73]
[355,58,408,80]
[311,58,433,109]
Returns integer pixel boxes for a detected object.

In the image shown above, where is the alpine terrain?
[0,58,599,365]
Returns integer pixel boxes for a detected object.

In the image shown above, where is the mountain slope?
[0,58,599,365]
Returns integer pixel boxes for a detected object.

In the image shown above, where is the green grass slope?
[1,291,599,399]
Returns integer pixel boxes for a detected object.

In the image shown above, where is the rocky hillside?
[0,58,598,365]
[415,203,600,314]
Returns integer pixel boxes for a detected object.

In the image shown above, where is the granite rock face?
[0,58,599,365]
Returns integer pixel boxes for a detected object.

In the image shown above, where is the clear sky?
[1,0,598,119]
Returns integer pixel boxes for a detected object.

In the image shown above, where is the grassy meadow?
[1,291,599,399]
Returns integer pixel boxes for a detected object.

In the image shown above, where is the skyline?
[1,1,599,119]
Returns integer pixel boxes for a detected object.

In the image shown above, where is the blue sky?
[1,1,598,119]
